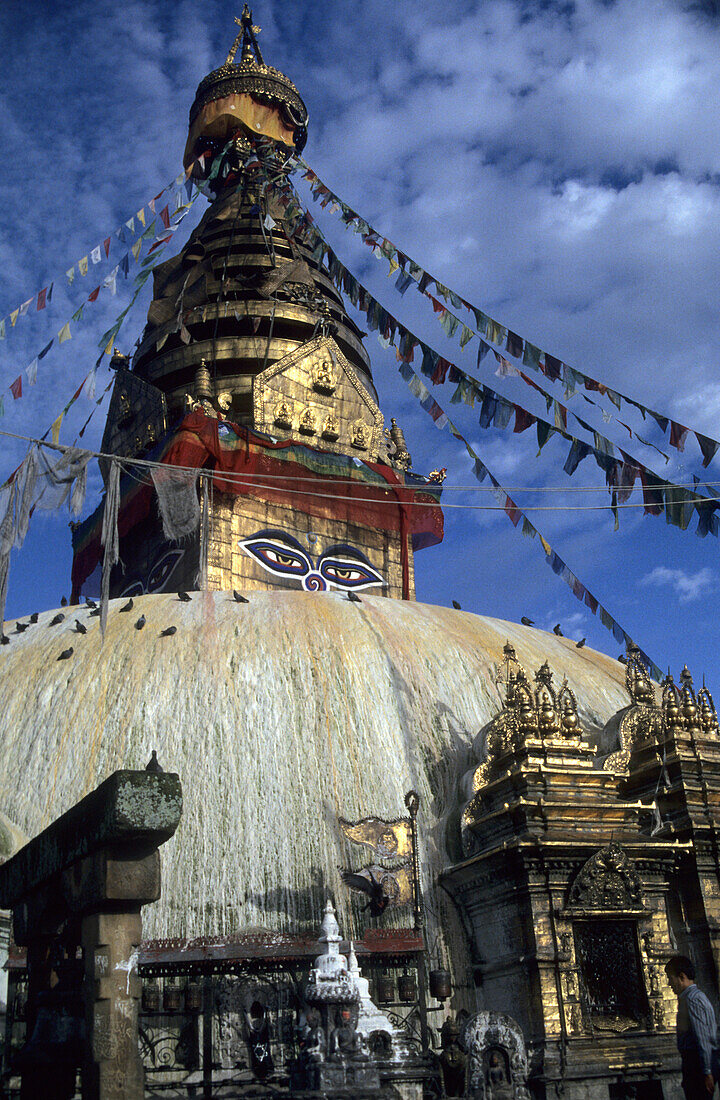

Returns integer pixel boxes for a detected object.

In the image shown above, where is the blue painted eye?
[148,549,184,592]
[240,538,312,579]
[319,556,384,590]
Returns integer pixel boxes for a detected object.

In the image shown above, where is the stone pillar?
[0,769,182,1100]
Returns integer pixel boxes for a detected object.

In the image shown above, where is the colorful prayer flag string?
[296,158,720,472]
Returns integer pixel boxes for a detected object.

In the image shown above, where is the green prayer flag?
[459,324,473,349]
[522,342,541,370]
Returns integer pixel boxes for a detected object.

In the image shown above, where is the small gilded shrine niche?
[564,844,651,1033]
[253,334,384,460]
[603,646,719,775]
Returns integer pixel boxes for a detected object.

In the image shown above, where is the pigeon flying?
[119,598,134,613]
[340,869,390,917]
[74,620,87,634]
[145,750,163,773]
[160,626,177,637]
[178,591,192,602]
[57,647,74,661]
[135,615,146,630]
[49,613,65,626]
[521,616,534,626]
[233,590,249,603]
[553,624,563,636]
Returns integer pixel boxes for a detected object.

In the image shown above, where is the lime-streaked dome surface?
[0,591,630,945]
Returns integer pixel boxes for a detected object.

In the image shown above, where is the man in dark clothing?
[666,955,719,1099]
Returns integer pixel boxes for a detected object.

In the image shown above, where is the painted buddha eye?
[319,556,384,590]
[147,549,184,591]
[240,537,312,578]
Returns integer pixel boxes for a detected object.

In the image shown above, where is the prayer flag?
[88,286,100,302]
[544,355,562,381]
[0,320,5,340]
[66,267,75,283]
[125,217,135,234]
[459,324,473,349]
[131,239,142,260]
[506,330,523,359]
[51,413,63,445]
[522,342,541,370]
[47,282,53,303]
[91,245,102,264]
[159,204,170,229]
[58,322,71,343]
[669,421,689,452]
[136,208,146,226]
[104,237,111,258]
[36,287,47,310]
[38,340,53,359]
[26,359,38,386]
[19,298,32,317]
[10,309,18,327]
[10,376,21,400]
[103,267,118,295]
[72,305,84,322]
[79,256,88,276]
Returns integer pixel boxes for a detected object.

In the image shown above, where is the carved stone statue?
[464,1012,531,1100]
[330,1004,368,1062]
[438,1017,467,1097]
[486,1047,514,1100]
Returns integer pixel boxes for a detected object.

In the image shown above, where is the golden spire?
[226,5,265,66]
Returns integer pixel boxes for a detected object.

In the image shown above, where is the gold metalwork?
[567,842,643,912]
[351,420,370,450]
[274,400,293,429]
[338,816,413,861]
[298,407,317,435]
[312,355,337,395]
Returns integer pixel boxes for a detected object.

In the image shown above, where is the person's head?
[665,955,696,996]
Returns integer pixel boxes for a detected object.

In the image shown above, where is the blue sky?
[1,0,719,682]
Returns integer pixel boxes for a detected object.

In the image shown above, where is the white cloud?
[641,565,715,603]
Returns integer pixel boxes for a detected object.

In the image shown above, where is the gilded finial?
[535,661,554,688]
[226,5,265,66]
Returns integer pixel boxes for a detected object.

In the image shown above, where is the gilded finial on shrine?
[226,5,265,66]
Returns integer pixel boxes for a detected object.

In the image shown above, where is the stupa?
[2,9,720,1099]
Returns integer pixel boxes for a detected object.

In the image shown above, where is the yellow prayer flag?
[539,534,552,556]
[387,255,399,276]
[131,239,142,260]
[104,338,114,355]
[51,413,63,445]
[66,267,75,284]
[10,309,19,327]
[58,322,71,343]
[136,208,146,227]
[79,256,88,276]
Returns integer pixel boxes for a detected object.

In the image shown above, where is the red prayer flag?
[10,376,22,400]
[429,295,445,314]
[159,205,170,229]
[504,495,521,526]
[148,235,172,254]
[88,286,100,302]
[36,287,47,310]
[669,421,689,452]
[431,358,451,385]
[103,237,111,257]
[513,406,536,433]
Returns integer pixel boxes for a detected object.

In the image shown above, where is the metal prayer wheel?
[185,980,203,1012]
[376,973,395,1003]
[163,981,183,1012]
[142,980,161,1013]
[398,970,417,1002]
[429,968,452,1002]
